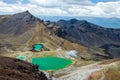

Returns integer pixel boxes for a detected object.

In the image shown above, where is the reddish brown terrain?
[0,56,48,80]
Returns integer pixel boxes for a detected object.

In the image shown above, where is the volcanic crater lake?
[32,56,73,70]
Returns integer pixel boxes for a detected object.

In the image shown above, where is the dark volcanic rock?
[100,44,120,58]
[56,19,120,58]
[0,11,40,35]
[0,56,48,80]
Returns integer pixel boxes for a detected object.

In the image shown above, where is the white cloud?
[0,0,120,18]
[65,1,120,17]
[95,1,120,17]
[29,0,64,7]
[63,0,93,5]
[29,0,92,7]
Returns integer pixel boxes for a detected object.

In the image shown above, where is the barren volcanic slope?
[56,19,120,58]
[57,58,120,80]
[0,56,48,80]
[0,11,102,60]
[0,11,120,80]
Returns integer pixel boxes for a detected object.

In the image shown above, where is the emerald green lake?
[32,44,43,51]
[32,56,72,70]
[17,55,26,60]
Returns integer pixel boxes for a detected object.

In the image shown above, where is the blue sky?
[0,0,120,18]
[3,0,118,4]
[91,0,119,3]
[3,0,29,4]
[3,0,15,4]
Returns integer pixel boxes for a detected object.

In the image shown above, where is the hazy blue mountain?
[39,16,120,28]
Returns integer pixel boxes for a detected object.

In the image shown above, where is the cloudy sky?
[0,0,120,18]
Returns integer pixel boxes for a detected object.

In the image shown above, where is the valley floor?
[1,51,120,80]
[56,59,120,80]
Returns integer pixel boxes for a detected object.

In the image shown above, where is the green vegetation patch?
[32,56,72,70]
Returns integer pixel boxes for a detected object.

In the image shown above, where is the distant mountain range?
[56,19,120,58]
[39,16,120,28]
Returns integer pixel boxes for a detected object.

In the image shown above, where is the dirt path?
[57,62,105,80]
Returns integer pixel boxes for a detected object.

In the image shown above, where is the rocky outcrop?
[0,56,48,80]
